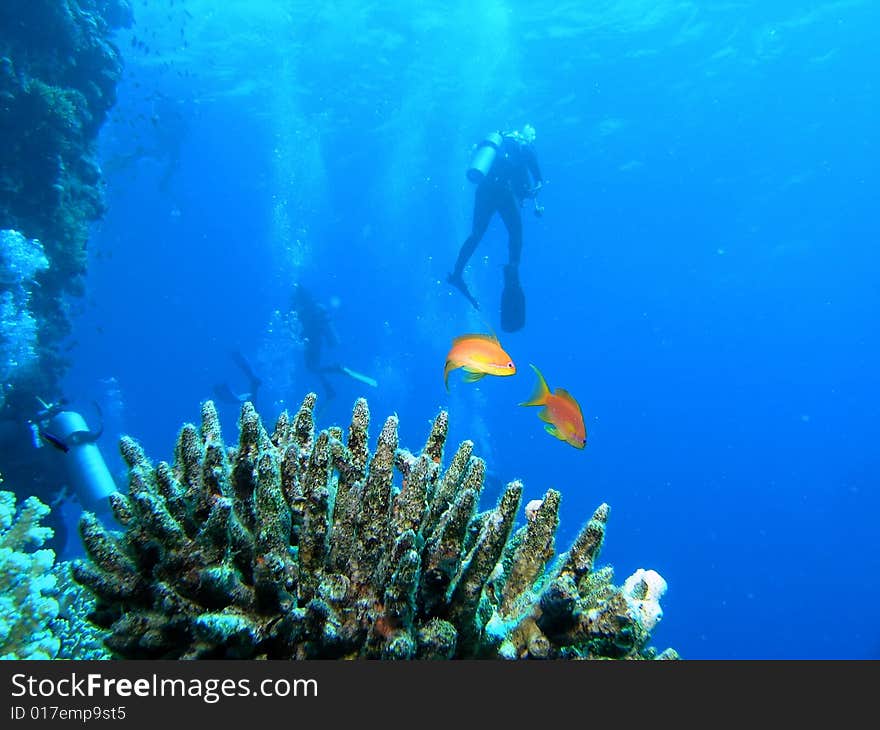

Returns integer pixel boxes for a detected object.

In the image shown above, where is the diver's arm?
[525,147,545,217]
[525,147,543,189]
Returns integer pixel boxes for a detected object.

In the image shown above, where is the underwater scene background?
[1,0,877,659]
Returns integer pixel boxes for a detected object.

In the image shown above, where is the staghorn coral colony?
[0,489,59,659]
[0,485,110,660]
[73,395,678,660]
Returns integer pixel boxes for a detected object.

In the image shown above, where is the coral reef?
[623,568,667,633]
[0,485,110,660]
[0,489,60,659]
[51,561,112,660]
[0,230,49,411]
[0,0,132,421]
[74,395,678,660]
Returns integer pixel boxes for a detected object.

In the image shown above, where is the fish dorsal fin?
[555,388,583,412]
[452,333,498,347]
[470,309,501,343]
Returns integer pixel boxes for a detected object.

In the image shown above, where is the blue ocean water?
[58,0,878,659]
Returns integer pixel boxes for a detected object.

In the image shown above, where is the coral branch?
[73,395,677,660]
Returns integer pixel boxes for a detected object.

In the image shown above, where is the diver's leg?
[497,194,526,331]
[319,373,336,402]
[451,185,494,277]
[497,193,523,267]
[303,344,321,373]
[448,186,494,309]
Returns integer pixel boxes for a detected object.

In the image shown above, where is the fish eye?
[507,362,514,368]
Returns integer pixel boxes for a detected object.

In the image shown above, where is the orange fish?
[520,364,587,449]
[444,333,516,390]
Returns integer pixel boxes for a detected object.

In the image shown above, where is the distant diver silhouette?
[213,350,262,410]
[291,282,378,401]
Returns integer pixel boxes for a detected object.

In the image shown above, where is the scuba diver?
[103,91,187,206]
[290,282,377,402]
[448,124,544,332]
[213,350,263,411]
[29,398,114,494]
[25,395,119,555]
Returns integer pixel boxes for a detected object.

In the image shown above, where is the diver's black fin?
[231,350,261,386]
[447,272,480,311]
[230,350,261,409]
[213,382,245,404]
[501,264,526,332]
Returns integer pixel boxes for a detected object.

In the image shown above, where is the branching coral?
[0,490,60,659]
[0,487,111,660]
[73,395,678,660]
[51,561,112,660]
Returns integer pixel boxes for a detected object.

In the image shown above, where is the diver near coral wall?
[29,398,117,514]
[2,395,119,556]
[290,283,377,401]
[448,124,544,332]
[102,91,188,211]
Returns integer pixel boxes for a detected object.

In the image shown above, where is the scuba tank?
[466,131,504,183]
[46,410,117,512]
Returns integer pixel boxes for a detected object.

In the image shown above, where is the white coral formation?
[0,490,60,659]
[50,562,111,660]
[623,568,667,632]
[524,498,543,522]
[0,229,49,410]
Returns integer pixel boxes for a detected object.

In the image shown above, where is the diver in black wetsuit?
[289,284,379,401]
[291,283,342,400]
[448,124,544,332]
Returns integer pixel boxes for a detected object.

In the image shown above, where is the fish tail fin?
[444,360,457,391]
[520,363,550,407]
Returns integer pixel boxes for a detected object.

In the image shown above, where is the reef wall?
[0,0,132,501]
[74,395,678,660]
[0,230,48,413]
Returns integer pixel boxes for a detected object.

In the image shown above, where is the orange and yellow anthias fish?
[520,364,587,449]
[444,333,516,390]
